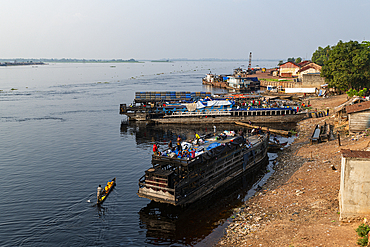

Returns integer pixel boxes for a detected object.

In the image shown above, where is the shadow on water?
[120,121,295,246]
[120,121,296,146]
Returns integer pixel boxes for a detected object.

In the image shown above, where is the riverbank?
[0,61,45,66]
[217,94,370,246]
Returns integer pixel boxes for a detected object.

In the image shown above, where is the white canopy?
[183,100,232,110]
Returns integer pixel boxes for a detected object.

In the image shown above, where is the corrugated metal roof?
[346,100,370,114]
[298,60,311,67]
[341,149,370,159]
[334,96,365,113]
[297,63,322,73]
[279,61,300,68]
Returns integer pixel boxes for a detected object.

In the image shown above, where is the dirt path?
[217,94,370,246]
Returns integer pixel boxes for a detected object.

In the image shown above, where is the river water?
[0,61,291,246]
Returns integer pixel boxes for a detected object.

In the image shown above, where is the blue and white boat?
[119,91,305,124]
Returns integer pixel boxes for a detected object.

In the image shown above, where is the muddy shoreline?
[217,94,370,246]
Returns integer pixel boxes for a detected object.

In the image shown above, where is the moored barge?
[119,91,306,124]
[137,132,269,206]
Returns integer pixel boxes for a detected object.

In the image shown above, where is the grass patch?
[259,78,290,82]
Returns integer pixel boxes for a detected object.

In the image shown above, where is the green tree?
[278,60,284,66]
[287,57,295,63]
[295,57,302,63]
[320,40,370,91]
[311,45,331,66]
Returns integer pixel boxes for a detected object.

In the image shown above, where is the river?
[0,60,291,246]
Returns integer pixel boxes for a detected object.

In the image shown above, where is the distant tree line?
[42,58,139,63]
[0,58,139,63]
[278,57,302,66]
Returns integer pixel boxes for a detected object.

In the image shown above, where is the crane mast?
[247,52,252,74]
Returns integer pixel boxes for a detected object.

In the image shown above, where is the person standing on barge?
[194,132,200,145]
[153,143,159,155]
[168,140,173,150]
[177,135,182,151]
[190,148,196,159]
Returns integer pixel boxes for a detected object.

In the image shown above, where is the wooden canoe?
[97,177,116,205]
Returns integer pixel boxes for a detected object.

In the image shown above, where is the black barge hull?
[120,104,305,124]
[138,134,269,206]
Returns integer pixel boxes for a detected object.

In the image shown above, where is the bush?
[347,88,368,98]
[356,223,370,246]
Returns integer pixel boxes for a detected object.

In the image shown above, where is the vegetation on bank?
[313,40,370,91]
[346,88,368,98]
[44,58,141,63]
[356,223,370,246]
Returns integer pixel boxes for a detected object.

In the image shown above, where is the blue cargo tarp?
[206,142,221,150]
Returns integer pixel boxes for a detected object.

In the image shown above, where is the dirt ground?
[217,94,370,246]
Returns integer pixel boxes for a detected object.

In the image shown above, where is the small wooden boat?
[268,141,288,152]
[97,177,116,205]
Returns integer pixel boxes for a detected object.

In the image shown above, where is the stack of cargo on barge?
[119,91,306,124]
[137,131,269,206]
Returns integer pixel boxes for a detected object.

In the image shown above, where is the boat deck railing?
[152,154,192,165]
[138,174,176,194]
[165,110,231,118]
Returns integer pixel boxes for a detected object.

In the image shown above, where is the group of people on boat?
[151,130,258,160]
[231,97,298,110]
[153,138,198,159]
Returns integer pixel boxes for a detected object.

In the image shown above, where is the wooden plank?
[235,121,291,136]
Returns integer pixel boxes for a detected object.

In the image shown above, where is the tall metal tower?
[247,52,252,73]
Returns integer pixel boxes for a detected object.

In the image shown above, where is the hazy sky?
[1,0,369,60]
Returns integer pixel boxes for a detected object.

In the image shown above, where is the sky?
[1,0,369,61]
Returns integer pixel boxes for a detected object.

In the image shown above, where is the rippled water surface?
[0,61,288,246]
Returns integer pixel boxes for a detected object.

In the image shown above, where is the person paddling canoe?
[97,184,103,201]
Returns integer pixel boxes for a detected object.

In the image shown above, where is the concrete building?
[279,62,300,77]
[296,62,325,88]
[339,149,370,220]
[346,100,370,132]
